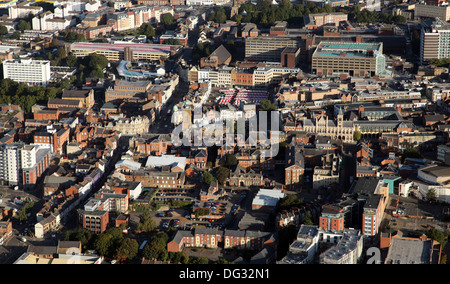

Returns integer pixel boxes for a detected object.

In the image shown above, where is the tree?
[169,252,189,264]
[50,38,60,48]
[138,23,155,39]
[426,188,437,202]
[17,20,31,32]
[353,130,362,141]
[115,238,139,263]
[94,233,114,257]
[278,194,304,211]
[88,65,104,79]
[279,0,292,10]
[189,256,209,264]
[259,99,277,111]
[401,148,422,163]
[0,25,7,37]
[137,209,157,232]
[86,53,109,70]
[142,232,169,261]
[11,31,20,39]
[194,208,210,218]
[216,167,230,185]
[234,14,243,24]
[94,227,124,258]
[224,154,238,167]
[65,54,78,67]
[65,31,85,42]
[160,13,175,27]
[55,47,67,59]
[64,228,95,252]
[215,8,227,23]
[425,228,447,248]
[303,211,314,225]
[202,171,216,185]
[166,38,181,45]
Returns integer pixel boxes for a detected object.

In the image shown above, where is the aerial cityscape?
[0,0,448,267]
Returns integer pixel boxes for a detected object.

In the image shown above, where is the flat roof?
[71,42,174,55]
[385,238,433,264]
[314,41,382,58]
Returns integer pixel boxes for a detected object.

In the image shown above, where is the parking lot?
[0,185,39,210]
[383,194,450,233]
[131,188,251,233]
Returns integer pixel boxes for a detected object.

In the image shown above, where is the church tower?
[337,107,344,128]
[230,0,240,19]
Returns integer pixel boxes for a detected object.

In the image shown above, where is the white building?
[3,59,51,86]
[320,228,363,264]
[277,225,320,264]
[8,1,43,19]
[252,188,285,211]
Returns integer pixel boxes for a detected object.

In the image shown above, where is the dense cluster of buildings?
[0,0,449,266]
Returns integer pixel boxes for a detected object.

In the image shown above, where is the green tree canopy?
[259,99,277,111]
[142,232,169,261]
[216,167,230,185]
[166,38,181,45]
[0,25,8,37]
[17,19,31,32]
[160,13,175,27]
[278,194,304,211]
[115,238,139,263]
[137,209,157,232]
[202,171,216,185]
[224,154,238,167]
[138,23,156,39]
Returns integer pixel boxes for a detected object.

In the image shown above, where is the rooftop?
[385,237,434,264]
[313,41,383,58]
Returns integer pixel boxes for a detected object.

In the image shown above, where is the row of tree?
[206,0,407,27]
[232,0,336,27]
[0,78,67,113]
[348,5,406,24]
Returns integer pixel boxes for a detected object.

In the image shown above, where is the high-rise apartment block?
[0,143,51,188]
[3,59,51,86]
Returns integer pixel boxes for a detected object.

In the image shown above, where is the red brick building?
[33,127,70,154]
[132,134,172,156]
[167,228,277,254]
[105,80,152,102]
[319,205,345,231]
[79,210,109,234]
[235,70,254,87]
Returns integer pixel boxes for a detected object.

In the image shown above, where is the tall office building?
[420,18,450,64]
[2,59,51,86]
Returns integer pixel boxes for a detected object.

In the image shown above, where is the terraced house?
[167,228,277,253]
